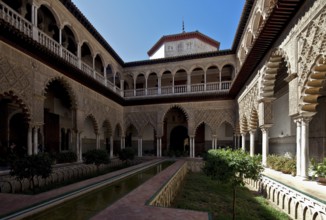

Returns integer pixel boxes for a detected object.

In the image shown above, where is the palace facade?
[0,0,325,181]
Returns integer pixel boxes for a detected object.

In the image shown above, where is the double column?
[234,133,241,149]
[27,124,42,155]
[294,117,311,179]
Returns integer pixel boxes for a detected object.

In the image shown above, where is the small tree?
[118,147,135,162]
[203,148,263,220]
[84,149,110,172]
[10,153,52,192]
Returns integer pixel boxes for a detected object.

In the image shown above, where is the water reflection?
[24,161,173,220]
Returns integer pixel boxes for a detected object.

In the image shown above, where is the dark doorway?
[195,123,206,156]
[44,110,59,153]
[170,125,188,153]
[9,113,28,157]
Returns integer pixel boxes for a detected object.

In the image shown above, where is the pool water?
[24,161,173,220]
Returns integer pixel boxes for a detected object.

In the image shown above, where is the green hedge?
[55,151,77,164]
[267,154,296,175]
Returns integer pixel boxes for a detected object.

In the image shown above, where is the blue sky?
[72,0,246,62]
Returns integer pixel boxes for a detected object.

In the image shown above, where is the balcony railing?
[124,81,231,98]
[0,3,32,37]
[0,0,232,100]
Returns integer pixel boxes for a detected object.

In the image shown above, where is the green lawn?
[171,172,290,220]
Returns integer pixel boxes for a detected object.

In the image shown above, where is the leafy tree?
[118,147,135,162]
[10,153,52,191]
[84,149,110,171]
[203,148,263,220]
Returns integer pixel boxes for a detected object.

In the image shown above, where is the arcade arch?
[44,79,75,154]
[163,106,188,156]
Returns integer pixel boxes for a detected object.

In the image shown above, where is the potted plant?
[311,158,326,184]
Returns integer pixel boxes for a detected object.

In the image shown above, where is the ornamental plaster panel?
[238,82,259,131]
[124,111,157,136]
[0,55,34,120]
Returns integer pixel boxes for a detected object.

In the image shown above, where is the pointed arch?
[260,48,291,99]
[161,105,189,123]
[83,114,99,134]
[43,77,78,109]
[240,116,248,133]
[102,119,113,136]
[194,121,213,135]
[140,122,156,136]
[249,108,259,131]
[300,55,326,115]
[0,91,31,121]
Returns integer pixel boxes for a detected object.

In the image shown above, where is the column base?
[295,175,309,181]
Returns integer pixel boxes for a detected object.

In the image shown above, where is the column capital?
[258,97,276,103]
[249,129,256,134]
[260,127,270,133]
[293,116,312,124]
[260,124,272,133]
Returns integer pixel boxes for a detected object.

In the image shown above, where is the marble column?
[33,126,38,155]
[187,73,191,92]
[77,132,82,162]
[189,137,195,158]
[96,134,100,149]
[27,126,32,155]
[295,118,302,177]
[110,136,113,158]
[31,4,38,41]
[249,130,255,156]
[301,117,311,179]
[121,136,125,149]
[241,133,246,151]
[192,137,195,157]
[158,77,162,95]
[138,137,142,157]
[261,127,270,167]
[157,138,162,157]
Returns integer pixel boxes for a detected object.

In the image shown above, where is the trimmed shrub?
[118,147,135,161]
[10,153,52,191]
[267,154,296,175]
[55,151,77,163]
[84,149,110,170]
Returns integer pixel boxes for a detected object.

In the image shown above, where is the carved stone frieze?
[298,6,326,85]
[238,82,259,129]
